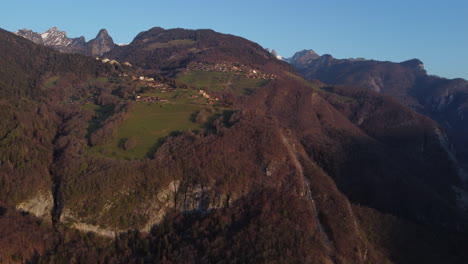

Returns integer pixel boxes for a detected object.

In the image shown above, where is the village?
[189,62,277,80]
[135,95,169,103]
[70,58,231,106]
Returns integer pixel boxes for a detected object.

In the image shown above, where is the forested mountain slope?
[0,28,467,263]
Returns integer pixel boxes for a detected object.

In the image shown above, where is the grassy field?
[85,70,252,160]
[87,101,204,159]
[177,71,269,95]
[142,89,208,105]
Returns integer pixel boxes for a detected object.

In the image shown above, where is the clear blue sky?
[2,0,467,79]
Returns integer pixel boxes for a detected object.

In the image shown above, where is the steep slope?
[85,29,116,57]
[1,27,467,263]
[290,52,426,103]
[291,51,468,185]
[0,27,111,208]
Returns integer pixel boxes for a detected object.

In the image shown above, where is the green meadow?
[177,70,269,95]
[86,70,256,160]
[87,101,203,159]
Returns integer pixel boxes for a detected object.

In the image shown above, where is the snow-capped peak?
[266,48,284,60]
[271,49,283,60]
[41,27,72,46]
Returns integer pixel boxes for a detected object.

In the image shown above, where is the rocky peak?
[86,28,116,56]
[13,27,117,56]
[288,49,320,69]
[41,27,73,46]
[400,58,426,72]
[271,49,283,60]
[291,49,319,61]
[15,29,44,45]
[96,29,110,39]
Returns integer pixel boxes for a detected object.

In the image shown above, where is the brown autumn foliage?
[0,202,58,263]
[0,27,467,264]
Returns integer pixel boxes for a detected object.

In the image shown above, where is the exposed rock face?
[41,26,73,46]
[15,29,44,45]
[287,49,320,68]
[58,180,235,236]
[13,27,116,56]
[86,29,116,56]
[16,192,54,222]
[60,209,122,237]
[270,49,283,60]
[400,58,426,72]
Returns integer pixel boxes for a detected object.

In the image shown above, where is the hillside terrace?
[189,62,277,80]
[135,95,169,103]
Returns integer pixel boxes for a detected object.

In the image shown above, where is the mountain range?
[289,50,468,181]
[15,26,116,56]
[1,26,467,263]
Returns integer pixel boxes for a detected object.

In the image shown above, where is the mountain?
[86,29,115,57]
[106,27,295,77]
[287,49,320,66]
[290,51,468,181]
[14,28,44,45]
[40,26,78,47]
[1,27,467,263]
[14,26,116,56]
[270,49,283,60]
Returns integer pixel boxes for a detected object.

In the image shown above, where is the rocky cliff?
[13,26,116,56]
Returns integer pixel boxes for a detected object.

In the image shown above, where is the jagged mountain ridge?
[15,28,44,45]
[287,49,320,66]
[15,26,116,56]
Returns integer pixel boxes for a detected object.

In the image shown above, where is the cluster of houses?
[245,69,277,80]
[117,73,174,90]
[135,95,169,103]
[96,57,132,67]
[189,62,277,80]
[199,89,220,104]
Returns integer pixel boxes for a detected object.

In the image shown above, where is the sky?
[1,0,467,79]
